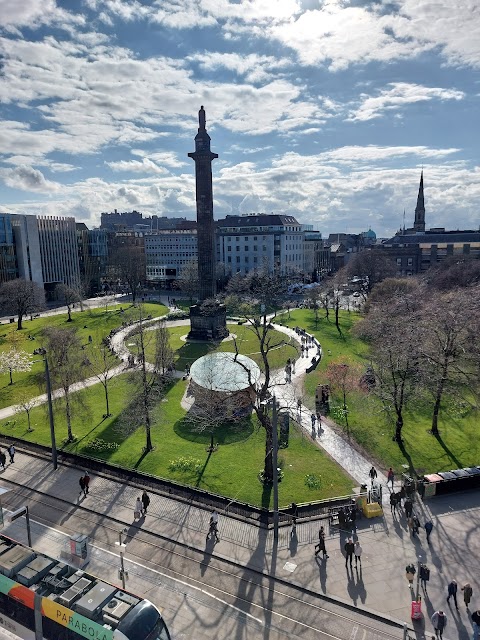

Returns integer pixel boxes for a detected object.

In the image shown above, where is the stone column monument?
[187,106,228,340]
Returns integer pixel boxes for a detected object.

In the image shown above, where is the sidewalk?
[1,451,478,640]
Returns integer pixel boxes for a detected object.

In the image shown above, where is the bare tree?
[41,326,86,443]
[14,392,37,432]
[55,282,84,322]
[418,287,480,436]
[0,278,45,330]
[357,283,422,442]
[111,246,145,304]
[324,358,363,431]
[87,340,118,418]
[153,321,174,375]
[226,269,293,483]
[174,259,199,304]
[119,306,169,452]
[346,250,396,296]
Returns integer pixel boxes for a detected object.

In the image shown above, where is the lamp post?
[35,348,57,470]
[272,394,279,541]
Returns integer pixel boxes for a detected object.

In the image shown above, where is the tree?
[356,283,422,442]
[174,260,199,304]
[87,340,118,418]
[119,307,169,452]
[55,282,84,322]
[0,348,32,385]
[111,246,145,304]
[425,256,480,292]
[41,326,86,442]
[226,269,292,483]
[418,287,480,436]
[14,392,37,432]
[325,358,362,431]
[346,250,396,297]
[153,321,174,376]
[0,278,45,330]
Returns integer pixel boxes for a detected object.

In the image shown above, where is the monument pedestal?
[188,303,229,341]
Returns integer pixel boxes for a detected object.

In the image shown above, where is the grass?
[277,307,480,476]
[139,323,299,372]
[1,372,354,506]
[0,302,167,408]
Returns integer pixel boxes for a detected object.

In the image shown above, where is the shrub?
[84,438,119,453]
[169,456,202,474]
[304,473,321,489]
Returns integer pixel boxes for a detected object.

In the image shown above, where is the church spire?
[414,170,425,232]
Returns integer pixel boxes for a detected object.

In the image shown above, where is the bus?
[0,533,171,640]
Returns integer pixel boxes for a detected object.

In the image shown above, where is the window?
[245,256,249,263]
[407,257,413,266]
[236,246,240,251]
[227,256,231,263]
[228,246,231,252]
[236,256,240,263]
[396,258,402,265]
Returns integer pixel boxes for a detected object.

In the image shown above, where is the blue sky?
[0,0,479,237]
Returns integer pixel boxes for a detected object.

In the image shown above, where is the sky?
[0,0,479,237]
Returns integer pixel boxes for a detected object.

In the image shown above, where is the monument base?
[188,303,229,341]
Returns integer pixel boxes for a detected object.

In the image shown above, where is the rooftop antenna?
[403,209,405,233]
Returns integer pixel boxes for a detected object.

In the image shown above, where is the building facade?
[145,229,198,285]
[77,224,108,295]
[37,216,81,294]
[0,214,19,284]
[217,213,304,276]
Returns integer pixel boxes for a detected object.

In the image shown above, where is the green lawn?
[140,323,299,372]
[0,302,167,407]
[277,308,480,476]
[1,372,354,506]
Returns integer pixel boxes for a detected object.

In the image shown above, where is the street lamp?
[34,348,57,470]
[261,395,279,540]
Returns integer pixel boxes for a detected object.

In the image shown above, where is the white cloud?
[106,158,168,175]
[317,145,460,164]
[0,0,84,32]
[348,83,465,122]
[1,164,60,192]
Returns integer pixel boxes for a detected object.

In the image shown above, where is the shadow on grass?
[133,448,151,470]
[434,433,463,469]
[261,478,272,510]
[195,448,213,487]
[173,415,254,445]
[174,340,218,371]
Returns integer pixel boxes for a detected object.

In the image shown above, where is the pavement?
[0,300,478,639]
[0,448,478,640]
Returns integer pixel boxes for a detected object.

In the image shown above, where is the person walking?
[344,538,354,569]
[447,580,458,609]
[390,491,398,515]
[134,496,142,520]
[0,449,5,470]
[207,510,220,542]
[83,471,90,495]
[461,583,473,609]
[387,467,394,489]
[369,466,377,484]
[404,497,413,518]
[412,514,421,536]
[314,526,328,559]
[354,540,362,568]
[405,563,416,585]
[79,476,86,497]
[419,564,430,592]
[407,516,414,537]
[8,444,15,464]
[141,491,150,515]
[311,413,316,429]
[431,610,447,639]
[472,609,480,640]
[425,520,433,543]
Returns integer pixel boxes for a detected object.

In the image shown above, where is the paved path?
[1,450,478,640]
